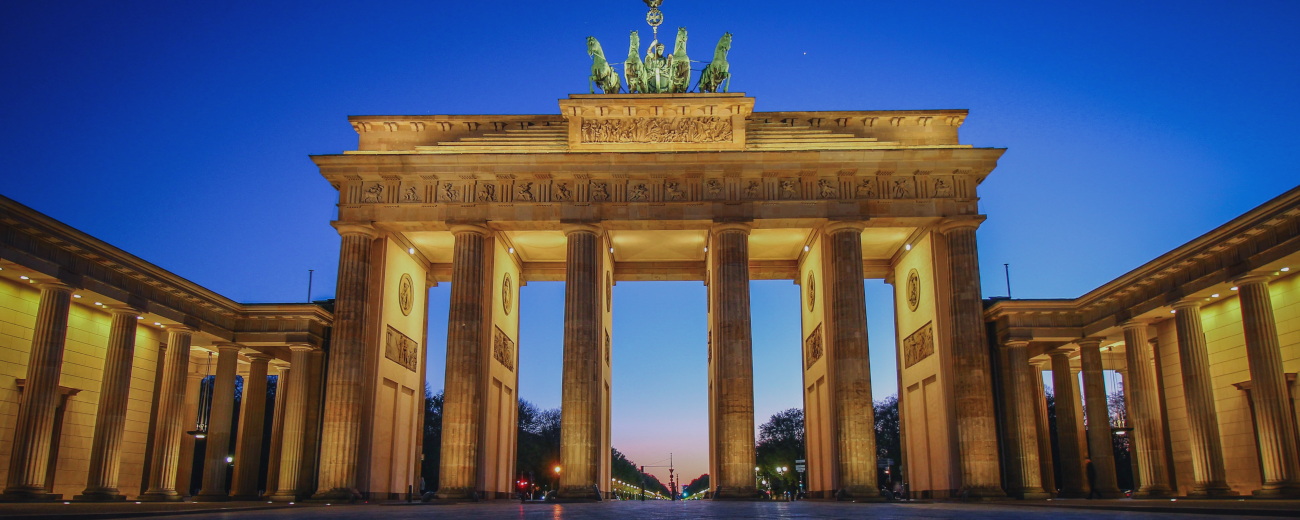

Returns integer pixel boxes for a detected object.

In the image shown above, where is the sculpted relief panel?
[902,322,934,369]
[493,326,515,371]
[580,117,733,144]
[805,323,824,369]
[385,326,419,372]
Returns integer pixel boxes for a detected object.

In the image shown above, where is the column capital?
[561,222,602,236]
[937,216,987,233]
[165,324,197,334]
[1232,274,1271,287]
[711,221,751,235]
[212,342,243,353]
[1047,346,1076,357]
[1122,319,1153,331]
[823,220,867,234]
[1076,337,1104,349]
[1171,298,1202,311]
[244,352,275,363]
[1002,339,1031,349]
[332,222,379,239]
[287,343,316,353]
[448,223,490,236]
[105,304,144,318]
[34,279,77,293]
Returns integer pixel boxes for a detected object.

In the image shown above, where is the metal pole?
[307,269,315,302]
[1003,263,1011,299]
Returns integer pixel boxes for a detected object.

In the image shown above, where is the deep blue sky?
[3,1,1297,483]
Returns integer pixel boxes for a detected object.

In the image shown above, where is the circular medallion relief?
[806,272,816,311]
[502,272,513,315]
[397,273,414,316]
[906,269,921,312]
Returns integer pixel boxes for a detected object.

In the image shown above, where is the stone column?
[1031,361,1056,494]
[938,219,1004,497]
[197,343,241,500]
[296,349,325,497]
[1078,338,1121,498]
[271,345,315,501]
[174,369,205,497]
[1049,348,1086,497]
[313,224,377,501]
[1004,341,1049,499]
[2,281,74,501]
[76,305,143,501]
[1121,322,1172,497]
[1172,300,1235,496]
[436,225,489,500]
[139,326,196,501]
[710,222,758,499]
[823,222,880,498]
[264,363,289,496]
[231,353,271,500]
[1235,276,1300,496]
[559,224,603,500]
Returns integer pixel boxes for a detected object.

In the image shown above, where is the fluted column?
[1121,322,1172,497]
[1172,300,1235,496]
[197,343,241,500]
[76,305,143,501]
[710,222,758,499]
[557,224,603,500]
[823,222,880,498]
[312,224,377,500]
[1004,341,1049,499]
[296,349,325,498]
[938,219,1004,497]
[231,353,271,500]
[271,346,315,501]
[139,326,196,501]
[2,281,74,501]
[1078,338,1121,498]
[1235,276,1300,496]
[1031,361,1056,494]
[436,225,489,500]
[264,363,289,496]
[1049,348,1086,497]
[174,370,205,497]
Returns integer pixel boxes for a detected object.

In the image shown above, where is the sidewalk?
[1007,497,1300,517]
[0,500,305,520]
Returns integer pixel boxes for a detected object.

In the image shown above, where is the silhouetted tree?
[515,399,561,493]
[421,385,443,493]
[874,395,901,486]
[756,408,803,495]
[682,473,709,497]
[611,448,669,496]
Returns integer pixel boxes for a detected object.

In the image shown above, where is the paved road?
[124,500,1290,520]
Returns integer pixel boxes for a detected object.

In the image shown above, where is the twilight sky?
[2,1,1297,485]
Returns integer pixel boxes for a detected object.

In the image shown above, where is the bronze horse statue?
[668,27,690,93]
[586,36,622,94]
[699,32,732,93]
[625,31,646,94]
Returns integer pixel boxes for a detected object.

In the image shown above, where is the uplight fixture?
[1281,267,1290,272]
[1231,286,1239,291]
[1211,293,1220,298]
[19,275,29,280]
[703,247,708,253]
[73,294,81,298]
[508,247,515,254]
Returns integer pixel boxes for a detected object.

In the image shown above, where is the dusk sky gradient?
[2,1,1297,485]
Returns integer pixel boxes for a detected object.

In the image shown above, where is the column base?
[1188,484,1238,498]
[0,491,62,502]
[229,494,264,501]
[136,490,184,502]
[430,487,477,501]
[311,488,363,502]
[1011,489,1052,500]
[1095,489,1126,499]
[555,485,602,501]
[72,491,127,502]
[268,491,300,502]
[193,492,231,502]
[712,486,763,500]
[1252,484,1300,498]
[1133,486,1174,498]
[958,486,1009,501]
[1055,488,1087,499]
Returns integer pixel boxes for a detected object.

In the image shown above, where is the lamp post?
[776,466,788,501]
[552,465,560,498]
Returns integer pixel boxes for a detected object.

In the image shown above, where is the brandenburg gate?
[309,91,1008,500]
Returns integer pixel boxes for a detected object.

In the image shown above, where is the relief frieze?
[493,325,515,371]
[385,325,419,372]
[903,322,934,369]
[580,116,733,144]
